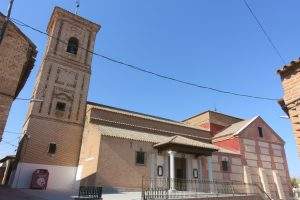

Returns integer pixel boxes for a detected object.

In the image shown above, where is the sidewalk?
[0,187,141,200]
[0,187,46,200]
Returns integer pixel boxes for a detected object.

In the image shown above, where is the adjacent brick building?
[278,60,300,156]
[0,12,37,141]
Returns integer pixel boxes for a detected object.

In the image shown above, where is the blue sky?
[0,0,300,177]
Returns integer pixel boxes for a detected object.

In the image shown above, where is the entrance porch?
[143,136,271,199]
[151,135,217,193]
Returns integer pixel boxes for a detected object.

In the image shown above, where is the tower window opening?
[48,143,57,154]
[221,160,229,171]
[136,151,146,165]
[258,127,263,138]
[66,37,79,55]
[56,101,66,112]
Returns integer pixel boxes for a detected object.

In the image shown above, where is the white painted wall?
[10,162,79,192]
[272,170,285,200]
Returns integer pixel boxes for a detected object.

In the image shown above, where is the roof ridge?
[182,110,243,122]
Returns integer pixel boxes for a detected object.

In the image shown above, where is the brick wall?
[19,116,83,166]
[214,137,241,152]
[183,111,242,135]
[0,95,13,140]
[238,117,292,199]
[96,136,153,190]
[212,152,244,182]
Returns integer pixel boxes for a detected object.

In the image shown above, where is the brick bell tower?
[11,7,100,190]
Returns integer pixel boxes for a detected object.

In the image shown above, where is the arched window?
[66,37,79,55]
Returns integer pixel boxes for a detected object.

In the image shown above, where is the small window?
[136,151,145,165]
[157,165,163,176]
[258,127,263,138]
[193,169,198,178]
[48,143,56,154]
[67,37,79,54]
[222,160,229,171]
[56,102,66,112]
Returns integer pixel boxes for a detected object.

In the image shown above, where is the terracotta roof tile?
[153,135,219,150]
[100,125,219,151]
[213,117,257,140]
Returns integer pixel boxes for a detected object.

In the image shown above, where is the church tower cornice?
[47,6,100,34]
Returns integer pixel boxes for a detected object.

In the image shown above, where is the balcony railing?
[141,178,272,200]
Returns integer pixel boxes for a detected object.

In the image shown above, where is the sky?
[0,0,300,178]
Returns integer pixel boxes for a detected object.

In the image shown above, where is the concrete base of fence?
[183,195,262,200]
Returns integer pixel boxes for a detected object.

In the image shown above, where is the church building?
[6,6,292,200]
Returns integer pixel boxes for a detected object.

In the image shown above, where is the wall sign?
[193,169,198,178]
[157,165,163,176]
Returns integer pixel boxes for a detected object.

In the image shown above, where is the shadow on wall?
[79,172,142,194]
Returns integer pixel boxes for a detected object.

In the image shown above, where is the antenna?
[0,0,15,45]
[75,0,80,15]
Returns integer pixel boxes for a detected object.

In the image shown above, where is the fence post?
[141,176,145,200]
[231,182,235,197]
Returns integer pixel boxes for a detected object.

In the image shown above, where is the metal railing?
[141,178,272,200]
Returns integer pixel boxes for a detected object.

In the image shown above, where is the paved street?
[0,187,46,200]
[0,187,142,200]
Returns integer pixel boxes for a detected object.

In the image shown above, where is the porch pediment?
[153,135,218,156]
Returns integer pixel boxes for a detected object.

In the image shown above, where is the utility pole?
[0,0,14,45]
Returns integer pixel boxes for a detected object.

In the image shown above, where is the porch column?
[207,156,214,193]
[168,150,176,191]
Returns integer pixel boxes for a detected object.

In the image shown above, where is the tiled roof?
[99,125,219,151]
[213,117,258,140]
[99,125,167,143]
[153,135,219,150]
[0,155,15,163]
[88,102,212,138]
[182,110,243,122]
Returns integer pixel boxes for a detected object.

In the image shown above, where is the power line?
[242,0,286,65]
[10,18,279,101]
[1,139,18,148]
[3,131,22,135]
[0,91,35,101]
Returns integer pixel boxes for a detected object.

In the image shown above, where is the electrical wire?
[9,17,279,101]
[3,131,22,135]
[0,91,33,101]
[1,139,18,148]
[242,0,286,65]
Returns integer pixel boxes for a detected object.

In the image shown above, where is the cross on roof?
[75,0,80,15]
